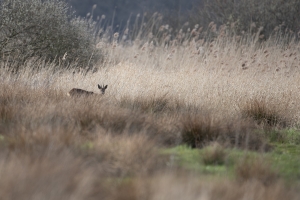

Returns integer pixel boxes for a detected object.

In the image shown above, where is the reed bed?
[0,29,300,199]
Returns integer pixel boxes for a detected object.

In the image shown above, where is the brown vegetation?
[0,19,300,198]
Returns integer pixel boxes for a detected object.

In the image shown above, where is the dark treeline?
[67,0,300,40]
[67,0,202,30]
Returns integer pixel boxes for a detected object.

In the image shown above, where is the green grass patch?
[267,129,300,144]
[162,145,233,176]
[269,143,300,181]
[162,143,300,182]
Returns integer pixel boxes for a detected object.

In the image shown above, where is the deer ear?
[104,85,108,89]
[98,84,101,89]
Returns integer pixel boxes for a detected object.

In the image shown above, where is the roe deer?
[67,84,108,97]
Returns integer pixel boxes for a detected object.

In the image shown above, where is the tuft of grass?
[87,134,164,177]
[0,150,99,200]
[180,113,269,151]
[202,142,227,165]
[180,113,219,148]
[0,102,14,127]
[235,156,279,186]
[240,98,287,128]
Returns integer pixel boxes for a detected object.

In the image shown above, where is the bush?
[0,0,100,71]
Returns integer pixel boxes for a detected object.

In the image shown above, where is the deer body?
[67,84,108,97]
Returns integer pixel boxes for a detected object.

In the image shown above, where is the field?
[1,33,300,199]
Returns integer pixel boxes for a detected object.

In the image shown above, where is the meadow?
[0,28,300,199]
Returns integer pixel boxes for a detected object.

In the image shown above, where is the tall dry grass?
[0,29,300,198]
